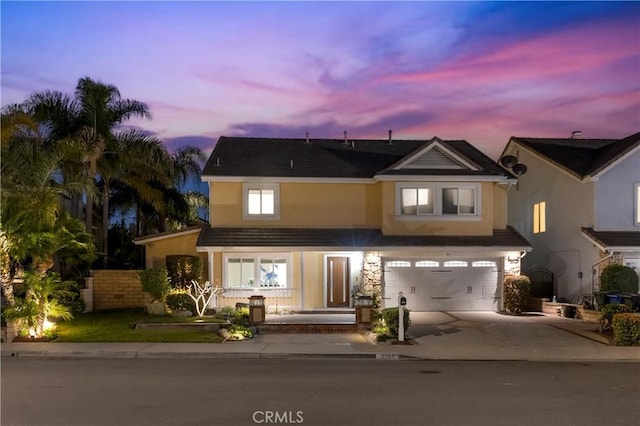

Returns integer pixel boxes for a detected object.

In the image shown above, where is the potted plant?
[140,268,170,315]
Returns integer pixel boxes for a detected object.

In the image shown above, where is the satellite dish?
[512,163,528,176]
[500,155,517,168]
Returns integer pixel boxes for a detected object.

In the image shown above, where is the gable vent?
[405,147,465,169]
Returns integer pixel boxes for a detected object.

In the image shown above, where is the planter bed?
[135,322,224,332]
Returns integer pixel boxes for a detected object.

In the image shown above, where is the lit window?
[248,189,274,215]
[401,188,434,215]
[227,258,255,287]
[415,261,439,267]
[396,183,480,219]
[635,183,640,225]
[225,254,289,289]
[472,261,497,267]
[444,261,468,267]
[385,261,411,267]
[533,201,546,234]
[243,183,279,219]
[260,258,287,288]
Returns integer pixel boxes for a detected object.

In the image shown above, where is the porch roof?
[581,227,640,252]
[196,226,531,250]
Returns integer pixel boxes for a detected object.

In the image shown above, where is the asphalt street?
[2,358,638,426]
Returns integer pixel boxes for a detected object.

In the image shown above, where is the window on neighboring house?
[243,183,279,219]
[396,183,480,219]
[224,254,289,288]
[533,201,546,234]
[635,183,640,225]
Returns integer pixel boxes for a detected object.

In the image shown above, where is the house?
[499,131,640,303]
[136,134,531,312]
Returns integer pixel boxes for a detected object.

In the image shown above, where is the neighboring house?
[136,134,531,312]
[500,131,640,303]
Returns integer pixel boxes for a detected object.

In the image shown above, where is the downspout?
[299,253,305,310]
[591,251,614,295]
[208,250,216,308]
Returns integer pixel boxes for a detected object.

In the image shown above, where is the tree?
[22,77,153,259]
[1,119,94,310]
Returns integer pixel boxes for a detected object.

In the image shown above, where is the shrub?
[600,264,639,293]
[503,275,531,314]
[612,313,640,346]
[381,307,410,338]
[227,324,253,339]
[598,303,630,332]
[165,292,196,313]
[166,255,201,290]
[140,268,170,302]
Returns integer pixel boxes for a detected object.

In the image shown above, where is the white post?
[398,291,404,342]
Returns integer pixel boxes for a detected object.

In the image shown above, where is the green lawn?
[54,309,225,343]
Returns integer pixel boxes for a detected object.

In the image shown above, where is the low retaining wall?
[541,301,599,323]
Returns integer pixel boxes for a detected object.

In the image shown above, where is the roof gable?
[392,140,479,171]
[507,132,640,179]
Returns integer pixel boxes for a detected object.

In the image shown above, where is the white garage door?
[383,259,501,311]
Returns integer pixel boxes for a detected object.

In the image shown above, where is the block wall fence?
[89,270,152,311]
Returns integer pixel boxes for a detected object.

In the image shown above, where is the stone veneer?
[362,251,382,307]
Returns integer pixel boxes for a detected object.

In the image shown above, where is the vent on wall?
[404,147,465,169]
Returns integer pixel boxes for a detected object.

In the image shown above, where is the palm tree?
[22,77,153,261]
[1,123,94,305]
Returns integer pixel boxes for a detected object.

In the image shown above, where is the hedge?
[612,313,640,346]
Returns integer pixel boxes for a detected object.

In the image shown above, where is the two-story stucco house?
[500,131,640,303]
[137,134,531,312]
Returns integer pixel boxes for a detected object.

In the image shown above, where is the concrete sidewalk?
[2,313,639,362]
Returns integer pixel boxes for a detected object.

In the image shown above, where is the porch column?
[362,251,382,309]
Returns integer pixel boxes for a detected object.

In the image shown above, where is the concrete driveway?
[400,311,640,361]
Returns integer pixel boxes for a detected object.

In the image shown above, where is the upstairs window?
[396,183,480,219]
[533,201,546,234]
[243,183,279,220]
[442,187,476,215]
[401,187,434,215]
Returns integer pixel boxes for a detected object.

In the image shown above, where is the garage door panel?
[384,259,501,312]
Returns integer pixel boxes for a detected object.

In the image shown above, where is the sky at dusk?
[2,1,639,160]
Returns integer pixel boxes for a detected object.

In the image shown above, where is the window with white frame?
[635,183,640,225]
[224,254,289,288]
[442,187,475,215]
[401,187,434,215]
[472,261,497,267]
[533,201,546,234]
[396,183,480,219]
[443,261,468,267]
[415,261,439,267]
[243,183,279,219]
[385,260,411,267]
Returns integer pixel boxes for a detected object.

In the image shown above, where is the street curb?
[2,350,419,360]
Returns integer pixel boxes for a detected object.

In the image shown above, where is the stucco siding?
[143,232,209,281]
[504,143,597,300]
[209,181,381,228]
[595,149,640,230]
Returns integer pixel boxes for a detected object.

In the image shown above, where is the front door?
[327,256,350,307]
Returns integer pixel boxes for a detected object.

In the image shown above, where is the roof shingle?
[196,227,531,249]
[202,137,510,179]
